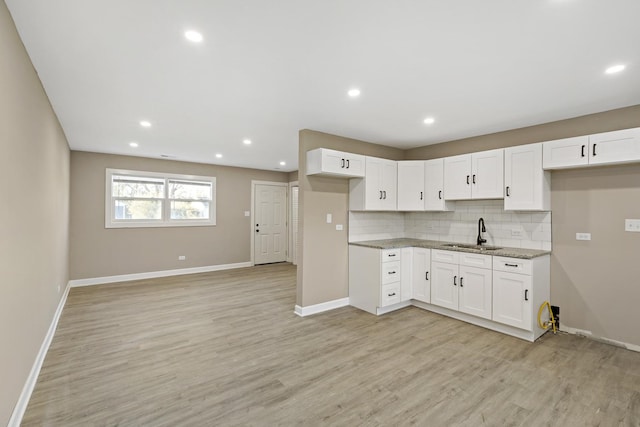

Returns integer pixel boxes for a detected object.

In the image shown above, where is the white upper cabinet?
[504,143,550,211]
[424,159,454,211]
[397,161,425,211]
[443,154,471,199]
[589,127,640,166]
[444,149,504,200]
[350,157,397,211]
[306,148,365,177]
[543,127,640,169]
[542,135,590,169]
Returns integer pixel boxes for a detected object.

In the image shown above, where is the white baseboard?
[68,262,253,287]
[560,325,640,353]
[294,297,350,317]
[8,281,71,427]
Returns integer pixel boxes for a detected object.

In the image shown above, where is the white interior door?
[254,184,287,265]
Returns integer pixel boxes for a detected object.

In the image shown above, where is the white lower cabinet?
[411,247,431,303]
[348,245,551,342]
[493,270,532,330]
[430,250,492,320]
[349,246,410,315]
[492,256,549,340]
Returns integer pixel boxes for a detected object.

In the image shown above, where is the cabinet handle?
[466,175,470,185]
[460,277,464,287]
[388,292,396,297]
[425,271,429,280]
[505,263,519,268]
[341,158,345,168]
[379,191,383,200]
[592,144,597,157]
[388,271,396,275]
[346,159,350,168]
[453,275,457,286]
[387,253,396,257]
[420,191,423,200]
[524,289,529,301]
[438,190,442,200]
[506,186,510,197]
[581,145,586,157]
[472,174,476,184]
[383,190,387,199]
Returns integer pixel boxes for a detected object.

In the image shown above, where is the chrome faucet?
[477,217,487,246]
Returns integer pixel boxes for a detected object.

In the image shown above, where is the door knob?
[256,229,259,233]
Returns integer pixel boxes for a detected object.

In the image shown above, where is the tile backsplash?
[349,200,552,251]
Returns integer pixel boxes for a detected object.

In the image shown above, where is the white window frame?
[105,168,216,228]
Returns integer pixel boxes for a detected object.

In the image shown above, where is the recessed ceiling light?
[279,161,286,166]
[605,64,626,74]
[185,30,203,43]
[348,88,361,97]
[129,142,139,148]
[423,117,435,125]
[140,120,151,128]
[243,139,252,145]
[215,153,223,158]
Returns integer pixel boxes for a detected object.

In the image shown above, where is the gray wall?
[0,2,70,424]
[70,151,289,279]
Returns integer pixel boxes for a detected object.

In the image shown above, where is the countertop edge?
[349,239,551,259]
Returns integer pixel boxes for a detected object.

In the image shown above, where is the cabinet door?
[364,157,384,210]
[444,154,472,200]
[471,149,504,199]
[589,128,640,166]
[306,149,365,177]
[342,152,365,176]
[542,136,589,169]
[412,247,431,303]
[424,159,453,211]
[380,160,398,211]
[397,161,425,211]
[431,261,458,310]
[492,271,532,330]
[504,143,550,211]
[458,266,492,320]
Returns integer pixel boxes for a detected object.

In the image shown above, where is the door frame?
[251,180,289,266]
[288,181,299,264]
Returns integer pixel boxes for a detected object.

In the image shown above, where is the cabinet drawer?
[432,249,460,264]
[493,256,532,275]
[380,283,401,307]
[381,249,401,262]
[460,252,492,269]
[381,261,401,284]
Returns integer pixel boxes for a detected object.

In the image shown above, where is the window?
[106,169,216,228]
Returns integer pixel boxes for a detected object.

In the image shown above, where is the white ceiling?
[6,0,640,172]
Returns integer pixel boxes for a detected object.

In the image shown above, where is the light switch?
[625,219,640,232]
[576,233,591,241]
[336,224,343,231]
[326,213,332,224]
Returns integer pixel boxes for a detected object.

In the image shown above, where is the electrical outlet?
[511,229,523,238]
[576,233,591,241]
[178,255,186,261]
[625,219,640,232]
[336,224,343,231]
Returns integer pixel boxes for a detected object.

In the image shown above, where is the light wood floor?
[23,263,640,426]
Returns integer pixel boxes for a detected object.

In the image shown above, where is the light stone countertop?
[349,238,550,259]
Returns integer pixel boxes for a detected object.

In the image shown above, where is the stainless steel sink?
[442,243,503,251]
